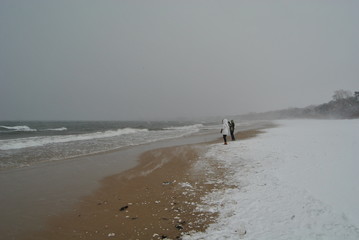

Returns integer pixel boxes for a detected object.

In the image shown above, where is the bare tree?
[332,90,353,101]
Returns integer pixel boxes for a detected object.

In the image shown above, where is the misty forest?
[240,90,359,120]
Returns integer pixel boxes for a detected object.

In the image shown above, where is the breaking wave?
[0,125,37,132]
[164,124,203,131]
[43,127,67,131]
[0,128,148,150]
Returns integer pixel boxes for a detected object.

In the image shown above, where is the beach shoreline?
[0,129,221,240]
[21,127,269,240]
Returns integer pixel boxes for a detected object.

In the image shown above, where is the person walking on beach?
[229,120,235,141]
[221,119,229,145]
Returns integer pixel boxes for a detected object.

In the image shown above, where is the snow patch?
[184,119,359,240]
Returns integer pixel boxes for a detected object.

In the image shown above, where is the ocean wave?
[163,124,204,131]
[0,125,37,132]
[43,127,68,131]
[0,128,148,150]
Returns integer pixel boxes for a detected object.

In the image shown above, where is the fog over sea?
[0,121,215,170]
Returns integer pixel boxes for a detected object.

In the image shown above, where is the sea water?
[0,121,213,170]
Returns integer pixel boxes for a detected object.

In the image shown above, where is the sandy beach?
[4,119,358,240]
[0,127,218,240]
[19,129,265,240]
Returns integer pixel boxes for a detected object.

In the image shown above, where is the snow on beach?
[185,119,359,240]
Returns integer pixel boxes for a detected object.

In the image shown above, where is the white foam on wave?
[0,125,37,132]
[164,124,203,131]
[0,128,148,150]
[44,127,67,131]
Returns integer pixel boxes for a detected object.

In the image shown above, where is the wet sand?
[0,131,220,240]
[24,129,268,240]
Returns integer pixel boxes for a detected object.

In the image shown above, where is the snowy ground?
[185,119,359,240]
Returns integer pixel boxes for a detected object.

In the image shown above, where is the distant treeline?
[240,90,359,120]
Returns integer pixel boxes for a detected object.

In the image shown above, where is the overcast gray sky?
[1,1,358,121]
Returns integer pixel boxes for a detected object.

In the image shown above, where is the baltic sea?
[0,121,208,170]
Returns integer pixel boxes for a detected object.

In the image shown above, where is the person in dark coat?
[228,120,235,141]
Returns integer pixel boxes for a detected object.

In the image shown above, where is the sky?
[1,1,358,121]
